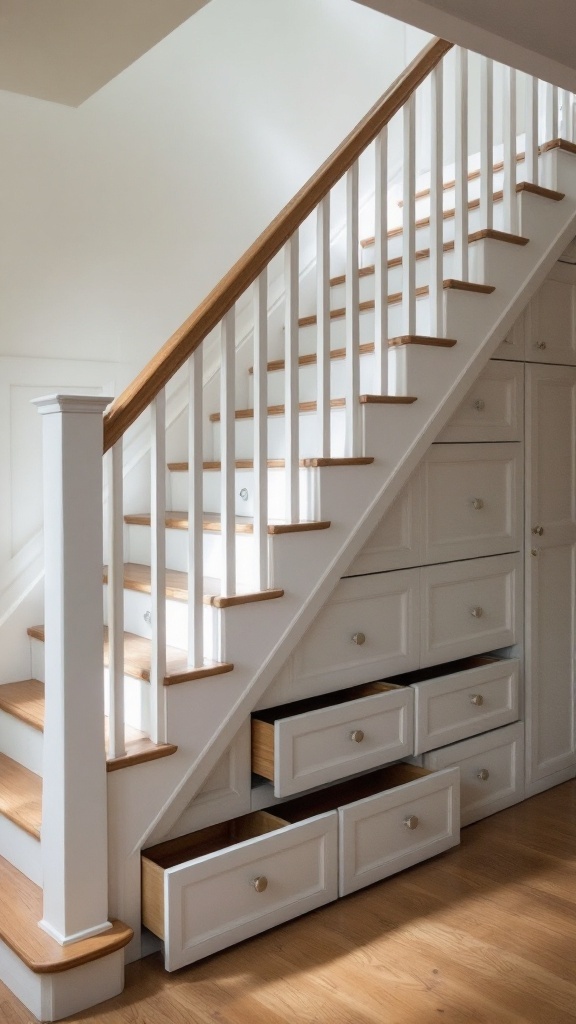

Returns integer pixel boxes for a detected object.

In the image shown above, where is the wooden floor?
[1,780,574,1023]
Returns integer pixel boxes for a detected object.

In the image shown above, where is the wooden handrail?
[103,36,453,452]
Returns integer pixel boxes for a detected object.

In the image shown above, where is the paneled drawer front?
[252,683,414,797]
[338,765,460,895]
[421,554,521,667]
[292,569,420,695]
[436,361,524,441]
[142,811,338,971]
[345,477,422,575]
[409,656,520,754]
[421,443,522,563]
[423,723,524,826]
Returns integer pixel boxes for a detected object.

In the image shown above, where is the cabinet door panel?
[525,365,576,788]
[528,273,576,365]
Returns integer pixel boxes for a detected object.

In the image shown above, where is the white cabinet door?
[436,361,524,441]
[525,364,576,791]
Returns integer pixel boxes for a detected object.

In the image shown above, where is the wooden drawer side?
[141,856,165,940]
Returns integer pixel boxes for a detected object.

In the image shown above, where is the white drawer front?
[346,477,422,575]
[338,767,460,895]
[293,569,420,694]
[411,657,520,754]
[423,723,524,825]
[272,687,414,797]
[422,443,522,563]
[163,813,338,970]
[436,361,524,441]
[421,554,521,667]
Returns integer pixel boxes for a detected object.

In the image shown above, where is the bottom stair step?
[0,851,132,971]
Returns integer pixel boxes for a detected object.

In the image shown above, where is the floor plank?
[0,780,573,1022]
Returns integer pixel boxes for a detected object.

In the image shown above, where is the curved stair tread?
[27,625,234,686]
[0,854,132,974]
[0,752,41,839]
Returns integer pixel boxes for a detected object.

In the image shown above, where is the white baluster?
[374,126,389,391]
[429,64,444,338]
[150,390,167,744]
[480,58,494,231]
[561,89,572,141]
[345,162,360,456]
[402,95,416,335]
[253,270,269,590]
[106,442,125,759]
[454,47,469,281]
[187,348,204,666]
[220,308,236,594]
[316,195,331,456]
[543,82,559,142]
[285,235,299,520]
[503,65,518,235]
[525,75,539,185]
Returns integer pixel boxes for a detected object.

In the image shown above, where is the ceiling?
[353,0,576,91]
[0,0,210,107]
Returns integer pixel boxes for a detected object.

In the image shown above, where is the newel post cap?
[32,394,114,416]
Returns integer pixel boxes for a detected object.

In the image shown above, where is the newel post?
[34,395,113,945]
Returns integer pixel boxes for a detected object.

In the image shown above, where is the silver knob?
[350,729,365,743]
[143,610,152,625]
[531,548,539,557]
[352,632,366,646]
[251,876,268,893]
[403,815,419,830]
[536,340,547,350]
[473,398,485,412]
[470,694,484,707]
[239,487,249,502]
[532,525,544,536]
[472,498,484,510]
[477,769,490,782]
[471,606,484,618]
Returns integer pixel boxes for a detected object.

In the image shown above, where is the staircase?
[1,36,576,1020]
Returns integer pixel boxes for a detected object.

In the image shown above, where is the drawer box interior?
[382,654,503,687]
[142,810,289,938]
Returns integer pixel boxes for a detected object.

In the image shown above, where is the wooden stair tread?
[361,192,507,248]
[170,456,374,471]
[104,563,189,600]
[388,335,457,348]
[0,854,132,973]
[299,279,493,326]
[539,138,576,157]
[516,181,565,201]
[204,588,284,609]
[27,624,233,686]
[0,679,44,732]
[209,398,346,423]
[124,514,331,535]
[468,228,530,246]
[330,242,456,285]
[248,342,375,374]
[106,734,178,772]
[0,752,41,839]
[397,153,527,204]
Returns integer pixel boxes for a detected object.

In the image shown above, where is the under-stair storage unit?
[141,762,459,970]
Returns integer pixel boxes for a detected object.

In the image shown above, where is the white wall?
[0,0,429,678]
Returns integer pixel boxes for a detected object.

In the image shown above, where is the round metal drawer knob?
[536,340,547,350]
[472,498,484,510]
[239,487,249,502]
[477,769,490,782]
[473,398,485,412]
[532,525,544,536]
[470,694,484,707]
[251,876,268,893]
[350,729,365,744]
[470,606,484,618]
[403,815,419,831]
[352,632,366,646]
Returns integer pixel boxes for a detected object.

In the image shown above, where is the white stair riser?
[103,583,218,654]
[330,248,458,308]
[249,353,379,408]
[360,200,507,268]
[0,711,43,776]
[170,467,313,520]
[0,816,41,886]
[297,299,432,356]
[103,669,152,735]
[124,523,267,589]
[212,405,348,460]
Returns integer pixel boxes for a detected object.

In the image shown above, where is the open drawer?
[385,655,520,754]
[142,809,338,970]
[251,681,414,797]
[278,763,460,896]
